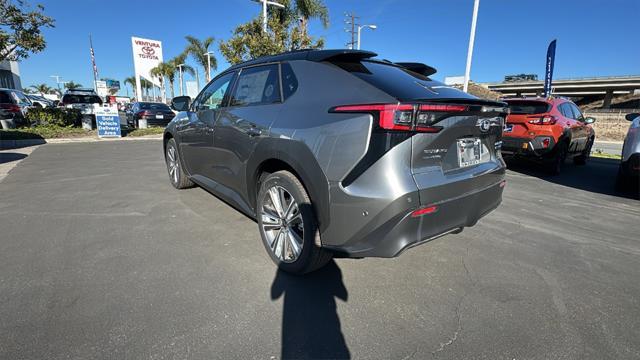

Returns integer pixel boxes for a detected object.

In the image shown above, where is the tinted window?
[570,103,584,120]
[557,103,570,118]
[62,94,102,104]
[193,72,235,111]
[12,91,30,104]
[334,60,473,101]
[139,102,171,111]
[0,91,13,103]
[506,100,551,115]
[281,62,298,100]
[231,64,281,106]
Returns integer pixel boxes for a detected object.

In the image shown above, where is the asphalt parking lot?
[0,140,638,359]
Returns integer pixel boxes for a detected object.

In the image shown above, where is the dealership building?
[0,60,22,90]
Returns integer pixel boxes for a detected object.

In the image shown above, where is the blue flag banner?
[543,39,557,97]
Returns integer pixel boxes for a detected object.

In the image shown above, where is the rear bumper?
[620,153,640,178]
[325,179,504,258]
[501,136,555,157]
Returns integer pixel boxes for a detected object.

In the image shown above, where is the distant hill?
[452,82,502,101]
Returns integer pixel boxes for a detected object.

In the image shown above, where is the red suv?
[501,97,596,174]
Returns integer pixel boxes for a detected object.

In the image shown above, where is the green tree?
[169,53,195,96]
[30,83,52,94]
[150,61,177,100]
[219,10,324,65]
[291,0,329,36]
[124,76,136,99]
[64,81,82,90]
[184,36,217,82]
[0,0,55,62]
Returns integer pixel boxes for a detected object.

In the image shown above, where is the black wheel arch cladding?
[247,138,331,233]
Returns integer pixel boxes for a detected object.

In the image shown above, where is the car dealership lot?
[0,140,638,359]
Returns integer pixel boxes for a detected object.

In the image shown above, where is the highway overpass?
[481,75,640,107]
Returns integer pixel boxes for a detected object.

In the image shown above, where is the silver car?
[618,112,640,193]
[163,49,507,274]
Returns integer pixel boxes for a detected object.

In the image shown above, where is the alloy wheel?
[260,185,304,263]
[166,145,179,184]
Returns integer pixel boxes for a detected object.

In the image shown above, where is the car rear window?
[332,60,474,101]
[139,103,171,111]
[62,94,102,104]
[506,101,550,115]
[0,91,13,103]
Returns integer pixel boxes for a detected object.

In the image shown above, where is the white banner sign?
[96,80,108,97]
[131,36,163,100]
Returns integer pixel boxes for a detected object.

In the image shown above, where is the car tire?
[573,137,593,165]
[257,170,332,274]
[165,138,194,189]
[547,141,568,175]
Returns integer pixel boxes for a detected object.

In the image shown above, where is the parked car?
[162,49,507,274]
[0,88,32,128]
[501,97,596,174]
[26,94,54,108]
[126,102,175,128]
[617,112,640,194]
[59,90,102,127]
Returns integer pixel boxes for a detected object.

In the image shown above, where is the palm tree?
[124,76,136,99]
[169,52,195,96]
[150,62,177,100]
[30,83,53,95]
[64,81,82,90]
[292,0,329,36]
[184,36,217,82]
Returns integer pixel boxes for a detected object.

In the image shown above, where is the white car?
[617,112,640,194]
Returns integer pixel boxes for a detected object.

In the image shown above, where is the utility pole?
[344,12,359,49]
[463,0,480,93]
[254,0,285,33]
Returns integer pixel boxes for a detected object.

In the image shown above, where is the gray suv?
[164,49,507,274]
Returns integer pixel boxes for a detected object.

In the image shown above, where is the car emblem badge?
[478,119,491,132]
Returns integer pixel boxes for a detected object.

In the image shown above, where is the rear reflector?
[411,205,438,217]
[0,104,21,113]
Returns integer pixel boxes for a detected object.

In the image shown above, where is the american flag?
[90,36,99,79]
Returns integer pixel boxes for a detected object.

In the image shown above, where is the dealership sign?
[131,36,163,100]
[95,104,122,138]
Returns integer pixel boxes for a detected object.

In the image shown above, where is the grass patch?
[591,152,622,160]
[124,127,165,137]
[0,126,95,140]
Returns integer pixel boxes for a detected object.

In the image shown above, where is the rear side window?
[506,101,550,115]
[231,64,281,106]
[139,102,171,111]
[281,62,298,100]
[0,91,13,103]
[62,94,103,104]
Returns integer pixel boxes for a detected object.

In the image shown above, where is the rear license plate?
[457,138,484,168]
[156,114,163,119]
[504,124,513,132]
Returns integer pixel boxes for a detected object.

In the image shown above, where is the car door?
[179,71,236,178]
[211,63,282,198]
[568,103,588,153]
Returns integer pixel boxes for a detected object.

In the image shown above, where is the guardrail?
[585,108,640,113]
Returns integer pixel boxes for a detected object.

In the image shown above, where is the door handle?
[246,127,262,137]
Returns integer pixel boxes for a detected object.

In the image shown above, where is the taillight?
[528,115,557,125]
[331,103,468,133]
[136,111,150,117]
[411,205,438,217]
[0,104,20,113]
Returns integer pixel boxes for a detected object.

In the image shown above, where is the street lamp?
[357,24,377,50]
[463,0,480,93]
[176,64,185,96]
[253,0,285,33]
[50,75,63,93]
[204,52,214,81]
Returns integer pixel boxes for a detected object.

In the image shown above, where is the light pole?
[357,24,377,50]
[50,75,62,94]
[204,52,214,82]
[254,0,285,33]
[463,0,480,93]
[176,64,185,96]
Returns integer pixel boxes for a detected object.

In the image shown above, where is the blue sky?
[19,0,640,96]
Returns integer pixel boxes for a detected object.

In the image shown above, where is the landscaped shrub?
[25,108,82,127]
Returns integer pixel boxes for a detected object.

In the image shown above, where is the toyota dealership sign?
[131,36,163,100]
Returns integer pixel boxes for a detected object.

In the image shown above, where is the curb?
[0,134,162,150]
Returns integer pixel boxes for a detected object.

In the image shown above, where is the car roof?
[226,49,377,71]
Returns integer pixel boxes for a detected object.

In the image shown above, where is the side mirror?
[171,96,191,112]
[583,117,596,124]
[625,113,640,121]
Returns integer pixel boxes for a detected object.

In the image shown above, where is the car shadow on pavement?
[507,157,639,200]
[271,259,350,360]
[0,152,27,165]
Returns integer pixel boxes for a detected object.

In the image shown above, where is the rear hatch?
[503,100,551,137]
[330,59,507,205]
[62,94,102,114]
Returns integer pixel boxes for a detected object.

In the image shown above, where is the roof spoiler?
[307,49,377,62]
[395,62,437,77]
